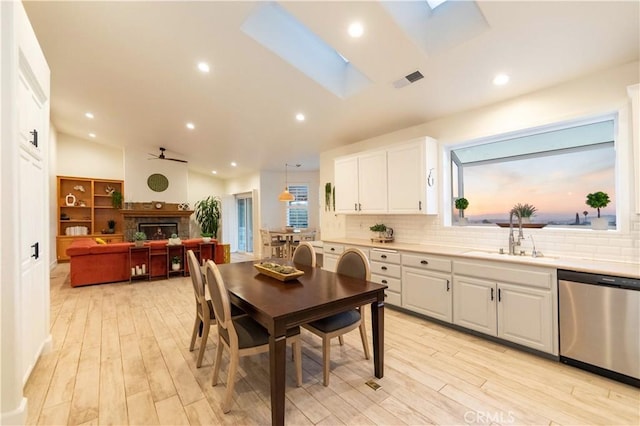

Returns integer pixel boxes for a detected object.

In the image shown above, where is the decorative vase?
[171,263,180,271]
[458,217,468,226]
[591,217,608,230]
[202,237,211,243]
[135,240,144,247]
[520,217,531,224]
[168,237,182,245]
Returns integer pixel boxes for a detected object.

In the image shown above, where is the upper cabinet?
[334,137,438,215]
[334,150,387,214]
[628,84,639,214]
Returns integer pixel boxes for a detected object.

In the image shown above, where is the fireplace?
[139,222,178,240]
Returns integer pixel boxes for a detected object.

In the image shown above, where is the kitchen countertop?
[322,238,640,279]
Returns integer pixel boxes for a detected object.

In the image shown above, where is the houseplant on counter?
[454,197,469,225]
[201,232,213,243]
[195,195,222,240]
[369,223,387,239]
[512,203,537,223]
[586,191,610,230]
[134,231,146,247]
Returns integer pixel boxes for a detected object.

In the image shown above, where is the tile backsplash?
[345,214,640,263]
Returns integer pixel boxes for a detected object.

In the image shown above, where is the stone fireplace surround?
[122,203,193,242]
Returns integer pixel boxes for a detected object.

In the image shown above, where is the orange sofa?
[67,238,214,287]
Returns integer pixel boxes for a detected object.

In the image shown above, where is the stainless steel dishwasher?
[558,269,639,387]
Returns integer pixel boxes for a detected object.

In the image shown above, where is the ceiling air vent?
[393,70,424,89]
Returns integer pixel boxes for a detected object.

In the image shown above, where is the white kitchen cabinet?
[453,275,497,335]
[370,249,402,306]
[334,150,387,214]
[401,253,452,321]
[322,243,344,272]
[453,260,557,354]
[387,137,438,214]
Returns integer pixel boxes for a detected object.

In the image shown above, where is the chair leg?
[292,340,302,387]
[323,336,331,386]
[189,317,201,351]
[196,321,210,368]
[212,335,223,386]
[222,351,239,413]
[358,321,370,360]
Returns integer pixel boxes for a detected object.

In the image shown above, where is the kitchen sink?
[464,250,558,263]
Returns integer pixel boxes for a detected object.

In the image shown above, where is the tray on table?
[254,263,304,282]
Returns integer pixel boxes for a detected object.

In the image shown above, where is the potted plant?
[171,256,181,271]
[104,219,116,234]
[134,231,146,247]
[586,191,610,230]
[454,197,469,225]
[201,232,213,243]
[168,233,182,246]
[111,190,123,209]
[370,223,387,239]
[512,203,537,223]
[195,196,222,239]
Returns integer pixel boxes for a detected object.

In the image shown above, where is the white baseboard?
[1,397,27,426]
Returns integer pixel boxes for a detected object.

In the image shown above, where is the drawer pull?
[491,288,494,301]
[381,254,387,259]
[381,279,388,284]
[381,266,387,271]
[420,260,428,265]
[330,248,335,251]
[446,280,450,292]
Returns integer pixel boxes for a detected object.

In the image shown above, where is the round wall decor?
[147,173,169,192]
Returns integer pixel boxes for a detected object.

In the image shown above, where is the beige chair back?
[336,248,370,281]
[205,260,237,346]
[187,250,208,313]
[292,241,316,267]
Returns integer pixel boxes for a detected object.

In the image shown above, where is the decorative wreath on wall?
[147,173,169,192]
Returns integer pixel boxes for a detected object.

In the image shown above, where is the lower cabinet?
[322,243,344,272]
[402,268,452,322]
[453,260,556,354]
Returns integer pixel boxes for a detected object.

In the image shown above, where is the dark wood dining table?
[216,260,387,426]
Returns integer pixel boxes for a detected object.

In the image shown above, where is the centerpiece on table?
[254,262,304,281]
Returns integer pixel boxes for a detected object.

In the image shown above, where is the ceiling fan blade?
[166,157,188,163]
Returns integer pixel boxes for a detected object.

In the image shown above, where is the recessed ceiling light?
[88,133,96,138]
[85,112,94,119]
[186,122,195,130]
[197,62,210,73]
[211,170,217,175]
[295,113,305,122]
[493,73,510,86]
[230,162,237,167]
[348,22,364,38]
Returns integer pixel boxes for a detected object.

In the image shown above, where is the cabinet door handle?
[358,203,362,211]
[381,279,388,284]
[381,266,387,271]
[498,288,502,302]
[419,201,422,210]
[446,280,450,292]
[381,254,387,259]
[420,260,428,265]
[31,242,39,260]
[490,288,494,301]
[30,129,38,147]
[354,203,358,211]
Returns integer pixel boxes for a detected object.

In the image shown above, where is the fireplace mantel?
[121,209,194,218]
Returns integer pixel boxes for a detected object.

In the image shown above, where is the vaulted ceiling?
[24,1,639,178]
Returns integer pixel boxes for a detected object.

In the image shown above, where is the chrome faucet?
[508,209,524,255]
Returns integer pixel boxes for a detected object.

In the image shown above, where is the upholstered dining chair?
[260,229,286,259]
[205,260,303,413]
[302,247,371,386]
[187,250,244,368]
[292,241,316,267]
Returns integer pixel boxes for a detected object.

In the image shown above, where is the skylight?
[381,0,488,56]
[241,2,370,99]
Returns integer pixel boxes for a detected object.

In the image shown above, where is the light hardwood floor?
[25,261,639,425]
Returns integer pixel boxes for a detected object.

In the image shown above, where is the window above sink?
[448,115,617,230]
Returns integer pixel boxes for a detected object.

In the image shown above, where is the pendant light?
[278,163,299,202]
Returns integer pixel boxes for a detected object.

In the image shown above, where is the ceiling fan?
[148,147,188,163]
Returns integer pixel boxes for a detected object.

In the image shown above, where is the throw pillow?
[95,237,107,245]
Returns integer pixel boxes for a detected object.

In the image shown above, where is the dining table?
[216,260,387,426]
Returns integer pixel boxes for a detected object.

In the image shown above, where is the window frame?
[285,183,309,229]
[444,113,621,230]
